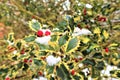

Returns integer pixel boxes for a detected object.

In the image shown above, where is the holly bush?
[0,0,120,80]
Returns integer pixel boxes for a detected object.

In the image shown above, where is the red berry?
[102,17,106,22]
[105,48,109,53]
[36,30,43,37]
[5,77,10,80]
[74,58,79,62]
[71,69,75,75]
[83,8,87,15]
[79,57,83,60]
[98,17,106,22]
[24,59,28,63]
[38,71,43,76]
[77,24,81,27]
[29,59,32,63]
[20,49,25,54]
[32,16,36,19]
[45,30,51,36]
[41,57,46,60]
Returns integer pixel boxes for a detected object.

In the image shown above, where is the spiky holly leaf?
[65,37,80,53]
[56,63,71,80]
[95,61,105,70]
[24,35,36,42]
[34,59,43,66]
[16,41,22,50]
[69,17,75,32]
[93,52,103,59]
[56,66,65,80]
[82,59,96,66]
[23,63,29,71]
[8,33,14,42]
[46,65,54,74]
[0,68,9,75]
[92,67,100,78]
[58,35,68,47]
[29,20,41,31]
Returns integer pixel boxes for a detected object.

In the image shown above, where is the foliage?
[0,0,120,80]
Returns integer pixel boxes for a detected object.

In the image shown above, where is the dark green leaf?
[66,37,78,52]
[58,35,68,47]
[117,72,120,78]
[92,67,100,78]
[82,49,91,56]
[110,70,116,74]
[67,63,74,69]
[69,17,75,32]
[12,56,17,60]
[82,59,96,66]
[73,75,81,80]
[93,52,103,59]
[47,66,54,74]
[23,63,29,71]
[95,61,105,70]
[17,62,23,69]
[16,42,22,49]
[60,64,71,79]
[0,68,9,75]
[50,76,55,80]
[56,66,65,80]
[50,35,57,42]
[34,59,43,66]
[24,36,36,42]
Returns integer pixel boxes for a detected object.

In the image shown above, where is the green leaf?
[50,76,55,80]
[58,35,68,47]
[56,66,65,80]
[73,75,81,80]
[8,33,14,42]
[24,36,36,42]
[29,21,41,31]
[66,37,79,53]
[102,30,109,39]
[95,61,105,70]
[93,52,103,59]
[17,62,23,69]
[34,59,43,66]
[82,59,96,66]
[56,64,71,80]
[23,63,29,71]
[60,64,71,79]
[69,17,75,32]
[117,72,120,78]
[16,41,22,49]
[92,67,100,78]
[82,49,91,56]
[50,35,58,42]
[0,68,9,75]
[46,65,54,74]
[12,56,17,60]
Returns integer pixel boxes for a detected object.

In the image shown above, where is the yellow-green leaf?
[108,43,118,47]
[93,27,101,34]
[81,37,90,44]
[74,16,80,22]
[103,30,109,39]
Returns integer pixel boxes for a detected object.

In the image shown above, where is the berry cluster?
[36,30,51,37]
